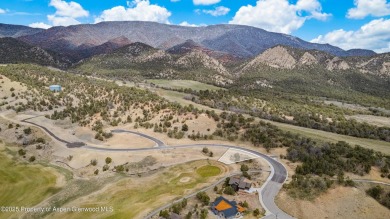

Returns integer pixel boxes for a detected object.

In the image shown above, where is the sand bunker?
[179,177,191,183]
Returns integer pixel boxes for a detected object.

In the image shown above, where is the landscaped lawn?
[196,165,222,177]
[0,146,61,218]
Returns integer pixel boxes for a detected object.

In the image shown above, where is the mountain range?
[0,21,389,104]
[0,21,389,75]
[75,41,390,82]
[3,21,374,61]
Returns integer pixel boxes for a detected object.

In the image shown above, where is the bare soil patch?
[103,132,156,148]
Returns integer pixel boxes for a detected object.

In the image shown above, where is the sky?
[0,0,390,52]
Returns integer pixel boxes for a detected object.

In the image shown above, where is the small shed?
[49,85,62,92]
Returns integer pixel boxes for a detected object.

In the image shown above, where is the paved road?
[21,117,85,148]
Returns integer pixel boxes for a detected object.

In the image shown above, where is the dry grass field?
[147,79,225,91]
[346,114,390,127]
[276,186,390,219]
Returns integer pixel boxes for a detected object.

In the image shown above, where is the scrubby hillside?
[75,42,232,85]
[0,37,72,68]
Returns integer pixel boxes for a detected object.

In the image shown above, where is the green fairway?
[265,119,390,155]
[0,147,61,218]
[148,79,224,91]
[196,165,222,177]
[52,160,224,219]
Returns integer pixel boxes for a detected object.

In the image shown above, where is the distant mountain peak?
[166,39,206,55]
[166,39,240,63]
[107,36,132,45]
[115,42,156,56]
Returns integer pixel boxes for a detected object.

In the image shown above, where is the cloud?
[48,14,81,26]
[49,0,88,18]
[0,9,40,16]
[193,0,220,6]
[29,22,52,29]
[95,0,171,23]
[47,0,89,26]
[311,18,390,53]
[9,12,41,16]
[28,0,89,27]
[202,6,230,16]
[347,0,390,19]
[179,21,200,27]
[229,0,331,34]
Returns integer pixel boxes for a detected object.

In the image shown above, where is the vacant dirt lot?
[102,132,156,148]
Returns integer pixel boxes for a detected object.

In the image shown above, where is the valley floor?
[1,72,390,219]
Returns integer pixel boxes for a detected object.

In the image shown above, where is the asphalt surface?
[21,118,85,148]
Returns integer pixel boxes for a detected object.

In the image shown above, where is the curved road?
[16,119,293,219]
[84,142,293,219]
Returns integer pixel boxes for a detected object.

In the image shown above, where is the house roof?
[169,213,182,219]
[213,196,245,218]
[238,181,247,188]
[229,177,251,189]
[215,200,233,211]
[229,177,240,185]
[237,205,246,213]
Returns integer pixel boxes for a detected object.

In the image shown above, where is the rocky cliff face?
[239,45,389,77]
[244,46,298,70]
